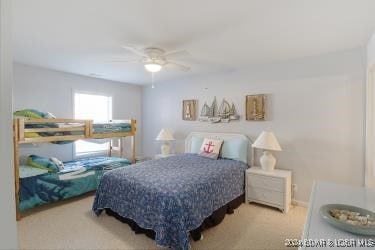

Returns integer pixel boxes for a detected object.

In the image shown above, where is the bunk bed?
[13,117,137,220]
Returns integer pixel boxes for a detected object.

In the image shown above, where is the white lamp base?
[260,151,276,171]
[160,142,171,155]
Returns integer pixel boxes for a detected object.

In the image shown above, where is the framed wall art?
[199,96,239,123]
[246,94,266,121]
[182,99,197,121]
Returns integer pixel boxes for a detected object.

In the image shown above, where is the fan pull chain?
[151,72,155,88]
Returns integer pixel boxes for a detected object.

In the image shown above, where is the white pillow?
[199,138,223,159]
[50,157,64,170]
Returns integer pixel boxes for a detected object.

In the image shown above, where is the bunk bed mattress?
[19,157,131,212]
[92,122,131,134]
[14,109,132,137]
[23,122,131,138]
[92,153,248,250]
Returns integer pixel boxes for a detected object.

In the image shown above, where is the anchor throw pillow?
[199,138,223,159]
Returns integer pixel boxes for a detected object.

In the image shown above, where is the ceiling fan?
[111,46,191,73]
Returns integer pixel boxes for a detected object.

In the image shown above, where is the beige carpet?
[18,194,307,250]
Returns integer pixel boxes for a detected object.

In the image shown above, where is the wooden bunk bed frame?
[13,118,137,220]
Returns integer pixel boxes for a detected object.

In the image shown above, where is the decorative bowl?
[319,204,375,236]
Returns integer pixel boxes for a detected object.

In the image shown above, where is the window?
[74,92,112,156]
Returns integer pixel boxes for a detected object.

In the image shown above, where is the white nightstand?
[246,167,292,213]
[154,154,175,159]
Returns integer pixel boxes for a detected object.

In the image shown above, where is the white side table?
[154,154,175,160]
[246,167,292,213]
[300,181,375,250]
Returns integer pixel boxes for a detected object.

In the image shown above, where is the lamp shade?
[155,129,175,141]
[252,131,282,151]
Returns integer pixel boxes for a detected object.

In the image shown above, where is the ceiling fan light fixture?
[144,63,162,72]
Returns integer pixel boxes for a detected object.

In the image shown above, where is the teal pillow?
[13,109,55,119]
[220,138,248,164]
[26,155,60,173]
[190,136,204,154]
[19,165,48,178]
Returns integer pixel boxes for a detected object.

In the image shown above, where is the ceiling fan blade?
[121,45,145,57]
[164,50,189,58]
[165,61,191,71]
[109,58,140,63]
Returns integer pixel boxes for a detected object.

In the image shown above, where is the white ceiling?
[12,0,375,85]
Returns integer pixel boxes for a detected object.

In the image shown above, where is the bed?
[22,121,132,138]
[92,132,252,250]
[14,109,135,143]
[14,109,131,134]
[20,156,132,212]
[13,109,137,220]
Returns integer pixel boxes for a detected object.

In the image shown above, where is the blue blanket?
[92,153,247,250]
[20,157,131,212]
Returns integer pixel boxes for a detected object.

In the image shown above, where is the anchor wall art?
[199,97,240,123]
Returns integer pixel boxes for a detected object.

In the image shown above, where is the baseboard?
[292,199,308,207]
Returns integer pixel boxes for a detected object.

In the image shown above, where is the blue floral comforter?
[92,153,248,250]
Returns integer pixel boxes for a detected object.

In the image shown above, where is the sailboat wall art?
[199,97,240,123]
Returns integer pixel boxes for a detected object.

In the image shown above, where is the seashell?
[346,220,359,225]
[339,214,347,221]
[341,210,350,215]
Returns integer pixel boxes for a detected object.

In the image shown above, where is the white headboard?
[185,132,254,166]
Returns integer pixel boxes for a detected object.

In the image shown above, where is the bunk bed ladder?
[131,120,136,164]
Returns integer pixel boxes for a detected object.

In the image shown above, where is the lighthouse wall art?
[182,99,197,121]
[245,94,266,121]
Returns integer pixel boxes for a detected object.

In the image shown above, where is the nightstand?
[246,167,291,213]
[154,154,175,159]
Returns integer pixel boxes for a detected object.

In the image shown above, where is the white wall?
[368,33,375,68]
[13,63,143,161]
[0,0,17,248]
[142,48,366,203]
[365,33,375,189]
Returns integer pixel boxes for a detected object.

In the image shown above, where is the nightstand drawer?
[247,174,284,192]
[247,187,283,205]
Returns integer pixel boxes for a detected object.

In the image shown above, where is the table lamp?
[155,129,175,156]
[252,131,282,171]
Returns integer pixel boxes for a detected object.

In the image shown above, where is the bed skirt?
[105,194,244,242]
